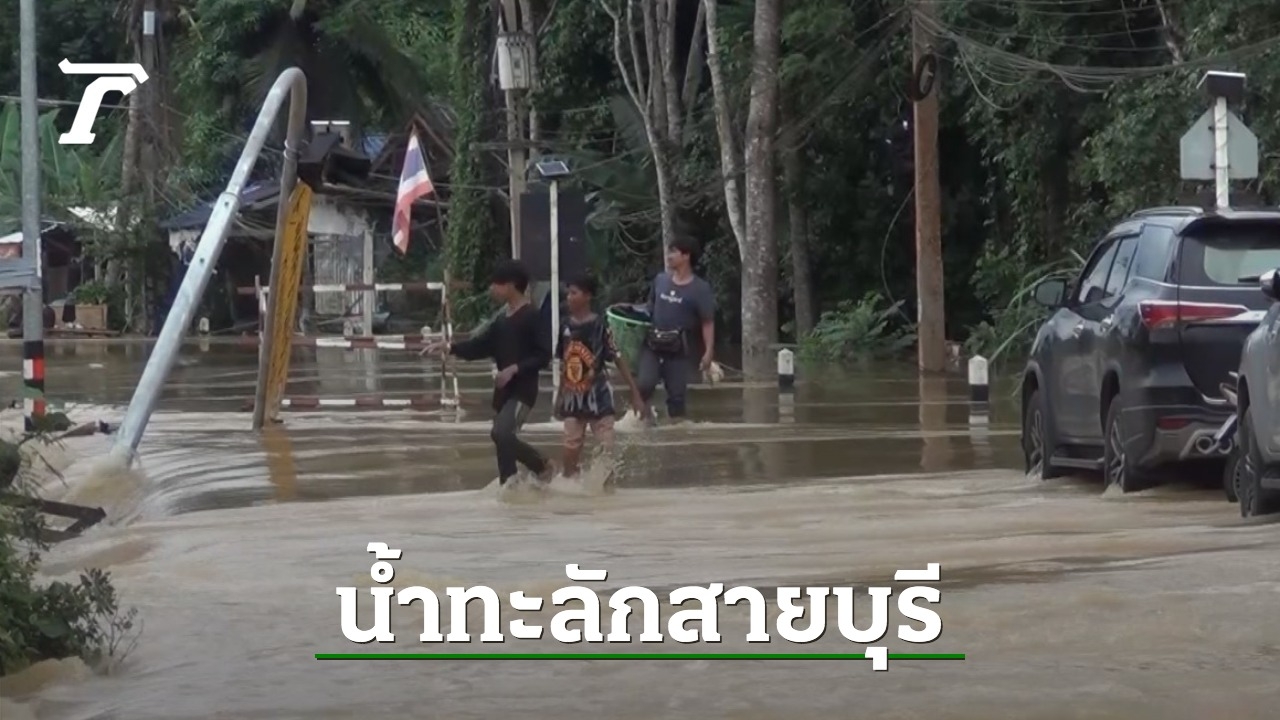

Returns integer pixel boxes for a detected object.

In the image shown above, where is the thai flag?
[392,131,435,254]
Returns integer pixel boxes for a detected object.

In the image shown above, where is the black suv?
[1021,206,1280,491]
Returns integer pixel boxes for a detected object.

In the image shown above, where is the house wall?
[165,196,377,328]
[307,197,372,319]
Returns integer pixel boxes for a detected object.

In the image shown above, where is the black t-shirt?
[555,314,618,419]
[450,303,549,411]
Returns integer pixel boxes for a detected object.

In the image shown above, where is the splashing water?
[491,447,622,504]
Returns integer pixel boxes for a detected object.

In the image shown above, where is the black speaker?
[519,187,588,281]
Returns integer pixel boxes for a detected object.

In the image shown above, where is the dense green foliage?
[0,436,139,677]
[5,0,1280,354]
[444,0,498,323]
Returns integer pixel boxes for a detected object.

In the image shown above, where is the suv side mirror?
[1262,269,1280,301]
[1032,278,1068,308]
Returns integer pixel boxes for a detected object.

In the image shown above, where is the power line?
[920,12,1280,92]
[0,94,130,110]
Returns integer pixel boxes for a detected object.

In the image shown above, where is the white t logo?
[58,59,150,145]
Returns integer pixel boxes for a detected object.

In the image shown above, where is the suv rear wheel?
[1223,447,1242,503]
[1104,398,1152,493]
[1023,389,1063,479]
[1237,405,1280,517]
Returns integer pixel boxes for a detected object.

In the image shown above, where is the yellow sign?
[255,182,313,428]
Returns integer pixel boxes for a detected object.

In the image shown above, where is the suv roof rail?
[1128,206,1206,219]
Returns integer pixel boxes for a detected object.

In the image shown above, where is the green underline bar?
[315,653,965,661]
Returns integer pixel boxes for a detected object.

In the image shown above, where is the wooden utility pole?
[139,0,164,332]
[911,2,946,373]
[140,0,160,200]
[497,0,534,259]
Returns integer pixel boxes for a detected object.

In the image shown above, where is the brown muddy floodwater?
[0,340,1278,720]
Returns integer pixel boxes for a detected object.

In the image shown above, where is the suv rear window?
[1178,225,1280,286]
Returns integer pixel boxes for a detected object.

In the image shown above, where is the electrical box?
[496,33,535,91]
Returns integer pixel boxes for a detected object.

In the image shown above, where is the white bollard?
[968,355,989,405]
[197,316,210,335]
[968,406,992,462]
[777,348,795,390]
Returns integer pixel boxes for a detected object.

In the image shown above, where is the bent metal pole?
[110,68,308,466]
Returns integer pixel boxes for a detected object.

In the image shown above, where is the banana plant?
[0,102,123,236]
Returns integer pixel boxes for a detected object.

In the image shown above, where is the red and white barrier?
[240,394,448,412]
[235,335,431,350]
[242,278,462,413]
[237,281,447,296]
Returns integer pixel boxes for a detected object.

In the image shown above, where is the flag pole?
[418,130,457,413]
[429,196,458,413]
[396,128,460,413]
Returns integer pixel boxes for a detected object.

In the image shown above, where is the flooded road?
[1,340,1278,719]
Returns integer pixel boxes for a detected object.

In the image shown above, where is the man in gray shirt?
[638,236,716,421]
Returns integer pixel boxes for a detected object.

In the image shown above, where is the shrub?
[0,434,139,677]
[799,292,916,361]
[963,253,1085,366]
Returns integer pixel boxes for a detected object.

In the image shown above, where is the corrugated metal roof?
[160,182,280,231]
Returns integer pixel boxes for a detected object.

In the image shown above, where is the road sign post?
[253,182,313,429]
[534,159,571,407]
[1180,71,1253,210]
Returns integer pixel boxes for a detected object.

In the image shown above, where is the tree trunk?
[1153,0,1185,62]
[521,0,540,156]
[789,204,813,335]
[702,0,744,248]
[598,0,679,249]
[649,123,678,251]
[780,97,814,338]
[661,0,682,145]
[108,63,142,295]
[740,0,782,379]
[640,0,666,136]
[681,2,706,131]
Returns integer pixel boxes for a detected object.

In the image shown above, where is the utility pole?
[19,0,46,432]
[138,0,161,332]
[141,1,159,182]
[496,0,535,259]
[911,1,946,374]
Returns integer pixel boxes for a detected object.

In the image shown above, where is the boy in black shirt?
[555,275,644,477]
[424,260,553,485]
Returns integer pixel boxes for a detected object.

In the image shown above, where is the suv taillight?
[1138,300,1249,330]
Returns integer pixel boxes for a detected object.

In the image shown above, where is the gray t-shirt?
[647,272,715,334]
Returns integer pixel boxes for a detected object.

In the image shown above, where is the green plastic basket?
[606,303,651,368]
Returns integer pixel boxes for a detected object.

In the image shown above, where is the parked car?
[1215,269,1280,517]
[1020,206,1280,492]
